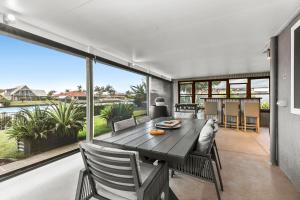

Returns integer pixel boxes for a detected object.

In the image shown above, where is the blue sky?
[0,35,145,93]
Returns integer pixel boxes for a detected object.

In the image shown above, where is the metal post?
[86,57,94,142]
[270,36,278,165]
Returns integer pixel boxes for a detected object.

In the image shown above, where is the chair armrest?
[190,150,211,158]
[138,162,169,200]
[75,168,93,200]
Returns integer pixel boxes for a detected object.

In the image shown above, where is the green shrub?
[100,104,134,127]
[261,102,270,110]
[6,106,52,140]
[48,101,85,136]
[0,99,11,107]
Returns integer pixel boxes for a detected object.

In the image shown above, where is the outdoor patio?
[0,128,299,200]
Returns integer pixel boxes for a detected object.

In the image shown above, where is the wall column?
[86,57,94,142]
[270,36,278,165]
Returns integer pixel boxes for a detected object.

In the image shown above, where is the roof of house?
[53,91,86,97]
[32,89,47,96]
[2,85,47,97]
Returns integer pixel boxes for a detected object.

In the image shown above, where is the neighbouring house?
[1,85,47,101]
[53,91,87,101]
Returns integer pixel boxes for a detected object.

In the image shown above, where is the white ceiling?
[1,0,300,79]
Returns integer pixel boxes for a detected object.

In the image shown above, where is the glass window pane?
[195,94,208,107]
[230,84,247,98]
[179,83,192,94]
[229,79,248,84]
[180,95,192,104]
[195,82,208,94]
[251,79,269,95]
[212,94,227,98]
[252,94,270,109]
[212,81,226,94]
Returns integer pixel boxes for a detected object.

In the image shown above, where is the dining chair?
[135,115,151,125]
[76,143,169,200]
[224,101,240,130]
[173,111,195,119]
[204,101,218,120]
[169,123,223,200]
[112,117,136,132]
[244,102,260,132]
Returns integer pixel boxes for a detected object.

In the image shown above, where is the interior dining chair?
[204,101,218,120]
[224,101,240,130]
[244,102,260,132]
[76,143,169,200]
[206,119,222,170]
[112,117,136,132]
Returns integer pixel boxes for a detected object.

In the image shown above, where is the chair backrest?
[244,102,260,117]
[205,102,218,115]
[113,117,136,132]
[174,111,195,119]
[196,123,215,154]
[135,115,151,125]
[80,143,141,197]
[224,102,240,116]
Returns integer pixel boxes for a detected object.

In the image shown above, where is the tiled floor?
[0,142,79,175]
[170,127,300,200]
[0,127,299,200]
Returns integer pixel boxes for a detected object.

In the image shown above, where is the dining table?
[93,117,206,199]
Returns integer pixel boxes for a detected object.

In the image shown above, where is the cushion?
[94,162,155,200]
[135,116,151,125]
[114,118,136,132]
[196,124,214,154]
[174,112,195,119]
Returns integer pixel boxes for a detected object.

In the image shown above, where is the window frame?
[178,76,270,110]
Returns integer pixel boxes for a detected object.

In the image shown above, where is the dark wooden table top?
[93,117,206,163]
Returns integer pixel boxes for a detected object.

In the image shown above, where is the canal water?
[0,106,48,113]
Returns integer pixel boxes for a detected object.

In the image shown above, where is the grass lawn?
[0,131,23,159]
[9,100,59,107]
[133,109,147,117]
[78,116,112,140]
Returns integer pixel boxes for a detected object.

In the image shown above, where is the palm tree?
[130,81,146,107]
[105,85,116,96]
[77,85,82,92]
[94,85,105,97]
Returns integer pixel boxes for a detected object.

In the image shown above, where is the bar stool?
[224,101,240,130]
[244,102,260,132]
[204,101,218,120]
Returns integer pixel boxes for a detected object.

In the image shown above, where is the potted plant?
[6,101,85,155]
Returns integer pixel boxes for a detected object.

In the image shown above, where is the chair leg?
[171,170,175,178]
[215,160,224,191]
[209,159,222,200]
[224,115,227,128]
[214,141,222,169]
[244,116,247,132]
[257,117,260,133]
[236,116,239,130]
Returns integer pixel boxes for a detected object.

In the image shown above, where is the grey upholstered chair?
[170,123,223,200]
[135,116,151,125]
[76,143,169,200]
[113,117,136,132]
[207,119,222,170]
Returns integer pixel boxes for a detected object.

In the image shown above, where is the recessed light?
[3,14,16,24]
